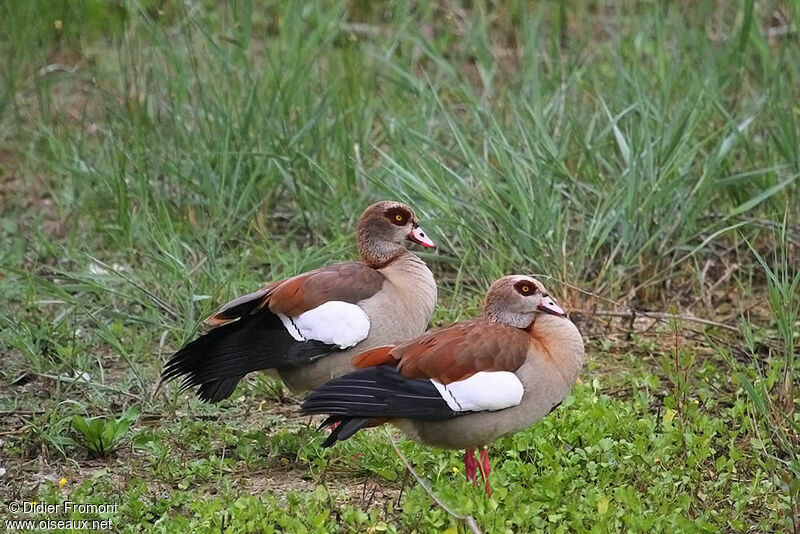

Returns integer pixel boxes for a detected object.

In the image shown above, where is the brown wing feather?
[266,262,385,317]
[206,262,384,325]
[394,319,530,384]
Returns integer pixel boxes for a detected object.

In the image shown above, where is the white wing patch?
[278,301,370,349]
[431,371,524,412]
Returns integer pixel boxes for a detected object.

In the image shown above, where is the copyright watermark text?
[5,501,116,531]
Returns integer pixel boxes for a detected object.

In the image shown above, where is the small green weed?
[71,406,139,457]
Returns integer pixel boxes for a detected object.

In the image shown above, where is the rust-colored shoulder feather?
[352,346,396,368]
[393,319,530,384]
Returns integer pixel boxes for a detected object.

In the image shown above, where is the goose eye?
[514,280,536,296]
[387,208,411,226]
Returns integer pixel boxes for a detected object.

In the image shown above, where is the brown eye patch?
[385,206,411,226]
[514,280,537,296]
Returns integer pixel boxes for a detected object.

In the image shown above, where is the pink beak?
[538,295,566,317]
[407,225,435,248]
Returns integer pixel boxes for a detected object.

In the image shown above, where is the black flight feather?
[302,365,460,447]
[161,309,336,403]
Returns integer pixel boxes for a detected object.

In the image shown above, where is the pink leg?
[329,421,341,431]
[478,448,492,496]
[464,448,478,485]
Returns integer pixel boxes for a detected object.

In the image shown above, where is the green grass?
[1,0,798,532]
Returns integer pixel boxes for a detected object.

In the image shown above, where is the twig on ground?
[32,372,142,400]
[570,309,741,334]
[386,429,483,534]
[396,468,410,508]
[339,22,388,36]
[89,257,180,320]
[533,274,746,348]
[0,430,28,436]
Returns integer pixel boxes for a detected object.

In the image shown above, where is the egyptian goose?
[301,276,584,495]
[161,201,437,402]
